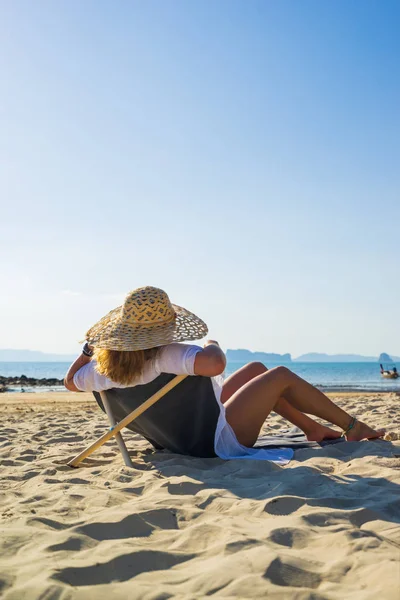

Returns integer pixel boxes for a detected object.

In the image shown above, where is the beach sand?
[1,391,399,599]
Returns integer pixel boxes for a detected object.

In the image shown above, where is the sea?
[0,361,399,393]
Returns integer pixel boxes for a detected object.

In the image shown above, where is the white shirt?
[74,343,293,465]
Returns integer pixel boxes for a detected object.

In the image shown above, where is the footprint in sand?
[52,550,194,586]
[263,496,306,516]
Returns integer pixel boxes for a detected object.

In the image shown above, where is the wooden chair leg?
[67,375,187,468]
[101,392,133,468]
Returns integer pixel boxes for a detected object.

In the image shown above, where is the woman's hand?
[203,339,220,348]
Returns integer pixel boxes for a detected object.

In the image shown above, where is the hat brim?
[85,303,208,351]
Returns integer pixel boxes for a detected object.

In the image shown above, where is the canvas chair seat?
[93,373,220,458]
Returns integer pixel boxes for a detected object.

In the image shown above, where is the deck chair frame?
[68,375,187,468]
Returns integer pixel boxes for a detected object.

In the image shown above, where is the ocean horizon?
[1,360,399,393]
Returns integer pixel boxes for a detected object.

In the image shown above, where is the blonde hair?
[93,347,160,386]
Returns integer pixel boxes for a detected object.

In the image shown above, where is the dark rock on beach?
[0,375,64,391]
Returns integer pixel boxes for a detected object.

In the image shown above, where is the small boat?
[379,353,399,379]
[381,371,399,379]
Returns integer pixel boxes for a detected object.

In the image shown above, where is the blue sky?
[1,0,399,357]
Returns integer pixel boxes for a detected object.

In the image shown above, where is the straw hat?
[85,286,208,351]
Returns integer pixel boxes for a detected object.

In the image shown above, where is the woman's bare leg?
[221,362,267,404]
[221,362,341,441]
[274,397,341,441]
[224,366,384,447]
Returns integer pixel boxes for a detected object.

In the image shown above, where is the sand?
[0,391,399,599]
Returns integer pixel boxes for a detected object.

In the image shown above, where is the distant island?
[226,350,292,363]
[294,353,400,362]
[294,353,376,362]
[226,350,400,363]
[0,348,399,363]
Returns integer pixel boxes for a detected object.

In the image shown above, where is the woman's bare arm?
[194,340,226,377]
[64,353,92,391]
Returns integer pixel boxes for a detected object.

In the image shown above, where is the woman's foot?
[346,420,385,441]
[305,423,342,442]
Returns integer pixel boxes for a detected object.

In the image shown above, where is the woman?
[65,286,384,464]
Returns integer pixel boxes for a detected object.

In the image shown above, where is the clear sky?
[1,0,399,357]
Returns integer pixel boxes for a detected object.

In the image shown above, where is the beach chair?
[68,373,220,467]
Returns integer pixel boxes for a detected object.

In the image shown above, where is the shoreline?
[2,384,399,395]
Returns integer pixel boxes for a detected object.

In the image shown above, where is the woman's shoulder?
[157,342,203,361]
[158,342,201,354]
[154,343,203,376]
